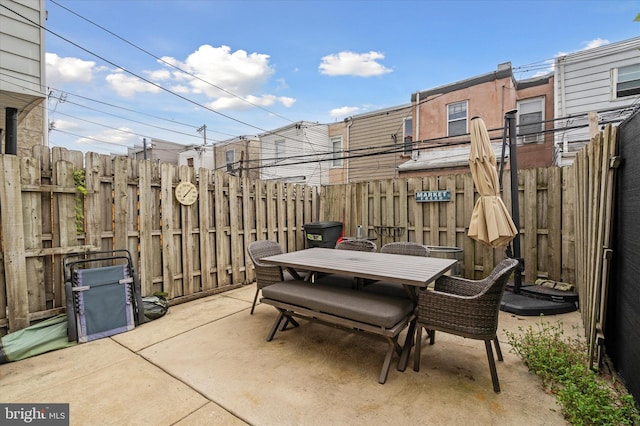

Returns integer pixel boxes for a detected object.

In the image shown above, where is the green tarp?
[0,314,77,364]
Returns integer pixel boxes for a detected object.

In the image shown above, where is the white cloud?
[147,69,172,80]
[161,44,274,97]
[319,51,392,77]
[105,71,162,97]
[77,127,138,148]
[584,38,610,50]
[46,53,96,85]
[208,94,296,110]
[330,106,360,118]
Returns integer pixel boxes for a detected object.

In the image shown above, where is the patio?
[0,285,577,425]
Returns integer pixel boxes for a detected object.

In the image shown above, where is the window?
[403,117,413,156]
[614,64,640,98]
[331,136,343,167]
[275,140,285,160]
[186,157,194,167]
[517,98,544,143]
[447,101,467,136]
[225,149,234,172]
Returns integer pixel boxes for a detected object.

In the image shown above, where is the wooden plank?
[55,160,79,308]
[113,157,128,251]
[276,182,286,246]
[398,179,408,242]
[1,155,30,331]
[138,160,154,296]
[462,173,476,278]
[266,181,277,242]
[523,169,537,283]
[21,157,45,312]
[547,167,562,281]
[255,180,265,242]
[214,170,230,285]
[228,174,242,284]
[445,174,456,248]
[199,168,214,290]
[161,163,177,298]
[428,176,439,245]
[295,184,305,250]
[179,166,196,296]
[286,184,296,251]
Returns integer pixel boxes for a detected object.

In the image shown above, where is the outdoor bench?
[260,279,415,384]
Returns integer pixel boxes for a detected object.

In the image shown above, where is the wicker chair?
[335,239,377,252]
[365,242,430,298]
[412,258,518,393]
[380,242,429,257]
[247,240,292,314]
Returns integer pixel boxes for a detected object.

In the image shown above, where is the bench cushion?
[261,280,414,328]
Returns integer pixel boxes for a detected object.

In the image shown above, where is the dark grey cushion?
[363,281,411,300]
[262,280,414,328]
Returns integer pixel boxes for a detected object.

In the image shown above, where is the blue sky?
[38,0,640,154]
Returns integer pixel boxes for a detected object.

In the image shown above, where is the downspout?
[346,117,353,183]
[557,57,568,156]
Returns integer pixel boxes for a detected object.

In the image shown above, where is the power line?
[49,0,298,125]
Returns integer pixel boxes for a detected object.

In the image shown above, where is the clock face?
[175,181,198,206]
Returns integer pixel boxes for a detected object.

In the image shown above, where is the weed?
[505,321,639,425]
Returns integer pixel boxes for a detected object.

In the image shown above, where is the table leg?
[398,318,416,371]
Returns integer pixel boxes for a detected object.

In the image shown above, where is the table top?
[262,247,457,287]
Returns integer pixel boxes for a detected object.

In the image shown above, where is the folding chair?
[64,250,145,343]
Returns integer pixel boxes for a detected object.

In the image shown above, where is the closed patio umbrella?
[467,116,518,248]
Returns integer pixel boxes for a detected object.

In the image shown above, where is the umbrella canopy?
[467,117,518,248]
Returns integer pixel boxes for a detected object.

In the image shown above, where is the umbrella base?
[505,282,579,303]
[500,292,577,316]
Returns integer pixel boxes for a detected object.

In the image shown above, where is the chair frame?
[412,258,518,392]
[380,242,429,257]
[335,239,377,252]
[247,240,286,314]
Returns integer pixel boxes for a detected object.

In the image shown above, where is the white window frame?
[225,149,235,172]
[331,136,343,167]
[517,97,545,144]
[447,101,468,136]
[403,117,413,156]
[612,63,640,99]
[275,139,285,160]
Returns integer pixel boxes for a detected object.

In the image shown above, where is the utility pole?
[142,138,148,160]
[197,125,207,146]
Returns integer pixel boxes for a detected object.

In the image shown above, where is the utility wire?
[49,0,297,125]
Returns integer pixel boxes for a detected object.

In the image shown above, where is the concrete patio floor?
[0,285,579,425]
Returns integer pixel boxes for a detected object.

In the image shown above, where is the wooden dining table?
[262,247,457,370]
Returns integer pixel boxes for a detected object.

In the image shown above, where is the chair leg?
[428,329,436,345]
[484,340,501,393]
[413,324,423,372]
[250,288,259,315]
[493,337,503,361]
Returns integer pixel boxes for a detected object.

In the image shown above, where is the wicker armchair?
[335,239,377,252]
[380,242,429,257]
[412,258,518,393]
[247,240,291,314]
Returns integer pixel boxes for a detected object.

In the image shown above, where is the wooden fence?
[321,166,574,284]
[0,147,318,334]
[573,124,619,366]
[2,132,616,338]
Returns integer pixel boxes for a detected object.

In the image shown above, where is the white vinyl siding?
[447,101,467,136]
[259,122,330,185]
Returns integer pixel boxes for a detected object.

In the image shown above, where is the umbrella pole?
[506,110,524,294]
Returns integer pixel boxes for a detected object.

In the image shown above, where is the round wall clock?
[175,181,198,206]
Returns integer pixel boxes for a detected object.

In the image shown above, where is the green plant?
[73,169,87,234]
[505,321,639,425]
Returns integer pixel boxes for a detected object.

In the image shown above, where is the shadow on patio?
[0,286,578,425]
